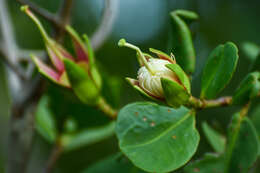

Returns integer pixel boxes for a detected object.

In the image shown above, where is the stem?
[187,96,232,109]
[97,97,118,119]
[91,0,119,50]
[55,0,74,42]
[43,139,63,173]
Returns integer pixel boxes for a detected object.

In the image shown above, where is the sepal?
[165,63,191,93]
[161,77,190,108]
[64,59,100,105]
[126,77,162,102]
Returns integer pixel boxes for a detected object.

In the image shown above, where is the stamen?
[118,39,155,75]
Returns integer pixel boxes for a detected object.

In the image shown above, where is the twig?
[97,97,118,119]
[0,0,27,80]
[42,139,63,173]
[16,0,60,28]
[91,0,119,50]
[188,96,233,109]
[55,0,74,42]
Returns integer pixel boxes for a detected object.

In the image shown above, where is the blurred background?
[0,0,260,172]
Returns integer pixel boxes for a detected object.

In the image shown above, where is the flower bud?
[119,39,191,107]
[21,5,101,104]
[137,58,179,98]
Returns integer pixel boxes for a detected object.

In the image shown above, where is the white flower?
[137,59,177,98]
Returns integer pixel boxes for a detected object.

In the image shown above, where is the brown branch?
[91,0,119,50]
[55,0,74,42]
[42,139,63,173]
[0,0,27,81]
[188,96,233,110]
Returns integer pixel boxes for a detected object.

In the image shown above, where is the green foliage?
[202,122,226,153]
[161,78,190,108]
[232,72,260,105]
[224,113,260,173]
[62,121,115,152]
[82,153,145,173]
[116,102,199,172]
[201,42,239,99]
[35,95,58,143]
[251,105,260,140]
[170,10,198,74]
[184,153,224,173]
[241,42,260,61]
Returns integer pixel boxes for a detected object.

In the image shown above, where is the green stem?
[97,97,118,119]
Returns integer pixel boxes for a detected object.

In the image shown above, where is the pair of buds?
[21,6,101,104]
[118,39,191,108]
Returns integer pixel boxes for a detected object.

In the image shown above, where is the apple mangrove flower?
[21,5,102,104]
[118,39,191,108]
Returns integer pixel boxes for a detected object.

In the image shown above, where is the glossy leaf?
[62,121,115,152]
[161,77,190,108]
[202,122,226,153]
[64,59,100,105]
[201,42,239,99]
[184,153,224,173]
[82,153,145,173]
[232,72,260,105]
[170,10,198,74]
[224,113,260,173]
[35,95,57,143]
[116,102,199,173]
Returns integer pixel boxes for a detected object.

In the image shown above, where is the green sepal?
[90,65,102,90]
[170,10,198,74]
[149,48,175,63]
[232,72,260,105]
[126,77,162,103]
[66,26,91,62]
[165,63,191,93]
[64,59,100,105]
[83,34,95,66]
[161,77,190,108]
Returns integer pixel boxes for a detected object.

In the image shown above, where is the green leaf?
[116,102,200,173]
[241,42,259,61]
[64,59,100,105]
[166,63,191,93]
[224,113,260,173]
[201,42,239,99]
[62,121,115,152]
[184,153,224,173]
[232,72,260,105]
[251,105,260,139]
[170,10,198,74]
[35,95,57,143]
[251,54,260,72]
[161,77,190,108]
[202,122,226,153]
[82,153,145,173]
[250,105,260,155]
